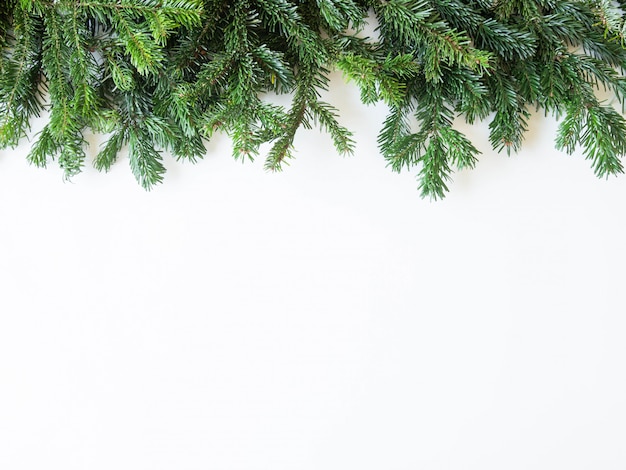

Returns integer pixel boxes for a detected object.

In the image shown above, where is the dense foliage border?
[2,0,626,198]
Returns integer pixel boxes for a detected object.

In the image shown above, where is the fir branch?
[487,71,529,154]
[417,133,451,200]
[67,7,101,121]
[127,125,166,189]
[316,0,365,32]
[0,5,43,147]
[433,0,537,61]
[94,126,126,172]
[378,103,413,172]
[308,99,355,155]
[373,0,491,82]
[337,52,419,105]
[1,0,626,198]
[582,103,626,178]
[264,82,309,171]
[40,8,86,176]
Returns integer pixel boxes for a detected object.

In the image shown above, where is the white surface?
[1,74,625,469]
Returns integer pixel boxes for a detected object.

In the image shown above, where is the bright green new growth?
[1,0,626,198]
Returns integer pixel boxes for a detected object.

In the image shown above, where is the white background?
[1,73,625,469]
